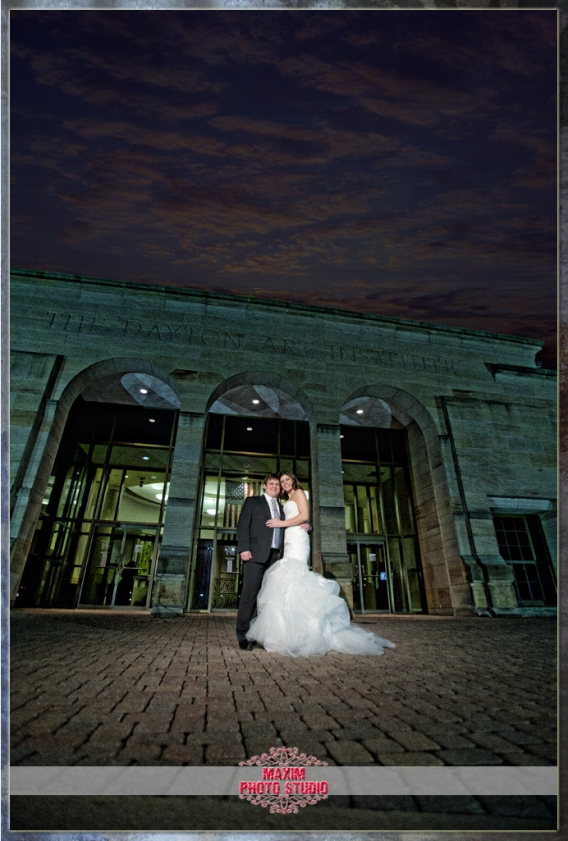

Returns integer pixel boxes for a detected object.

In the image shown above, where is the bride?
[246,471,396,658]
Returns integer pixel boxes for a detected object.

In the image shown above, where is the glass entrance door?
[347,542,391,612]
[79,524,157,608]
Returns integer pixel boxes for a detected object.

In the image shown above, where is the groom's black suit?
[236,494,284,643]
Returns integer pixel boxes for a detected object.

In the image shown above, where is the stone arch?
[56,357,181,415]
[10,358,181,601]
[340,383,470,615]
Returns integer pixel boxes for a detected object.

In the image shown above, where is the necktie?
[270,498,281,549]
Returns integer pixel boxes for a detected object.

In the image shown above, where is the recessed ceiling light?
[252,399,260,404]
[149,418,156,423]
[142,456,150,461]
[340,435,344,439]
[206,509,216,516]
[356,409,364,414]
[247,427,253,431]
[139,388,148,394]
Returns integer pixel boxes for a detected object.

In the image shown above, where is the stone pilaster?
[150,411,205,617]
[467,516,518,612]
[310,422,352,607]
[10,399,62,602]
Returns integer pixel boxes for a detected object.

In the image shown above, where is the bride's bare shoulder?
[291,488,308,511]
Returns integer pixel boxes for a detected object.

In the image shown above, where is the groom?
[236,474,284,650]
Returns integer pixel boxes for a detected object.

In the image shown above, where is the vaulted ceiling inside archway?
[341,396,399,428]
[81,372,180,410]
[210,385,308,421]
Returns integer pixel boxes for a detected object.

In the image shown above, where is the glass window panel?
[100,469,123,520]
[191,538,213,609]
[296,423,310,457]
[394,467,414,534]
[361,546,377,611]
[293,459,310,481]
[204,452,220,470]
[381,466,398,534]
[519,543,534,561]
[356,486,371,534]
[222,454,277,475]
[387,537,407,612]
[340,426,376,461]
[280,421,295,456]
[369,485,382,534]
[57,473,81,520]
[83,468,103,520]
[80,526,119,606]
[90,444,108,466]
[112,406,175,446]
[56,474,73,518]
[206,414,223,450]
[211,540,240,609]
[403,537,422,612]
[71,533,91,582]
[279,457,294,476]
[201,476,220,528]
[71,403,115,444]
[224,416,278,454]
[344,485,356,532]
[391,431,407,465]
[342,463,377,483]
[41,476,56,512]
[347,544,362,611]
[219,477,247,530]
[117,470,165,524]
[48,523,70,560]
[494,516,536,562]
[377,430,392,464]
[110,445,170,470]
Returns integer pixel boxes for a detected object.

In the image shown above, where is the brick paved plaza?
[9,609,557,832]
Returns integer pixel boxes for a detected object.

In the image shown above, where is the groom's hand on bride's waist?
[300,523,313,533]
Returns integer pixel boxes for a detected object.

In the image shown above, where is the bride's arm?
[266,490,309,528]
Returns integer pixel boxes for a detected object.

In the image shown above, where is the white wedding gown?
[247,501,396,657]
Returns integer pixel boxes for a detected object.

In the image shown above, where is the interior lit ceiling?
[81,372,180,409]
[340,396,393,427]
[210,384,308,421]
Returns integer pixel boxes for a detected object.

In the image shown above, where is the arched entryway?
[188,372,314,612]
[339,385,470,615]
[11,359,180,609]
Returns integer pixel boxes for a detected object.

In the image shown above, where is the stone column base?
[151,604,184,618]
[469,580,489,610]
[479,555,518,609]
[336,579,354,611]
[150,573,187,618]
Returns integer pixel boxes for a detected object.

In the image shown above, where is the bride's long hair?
[278,470,302,500]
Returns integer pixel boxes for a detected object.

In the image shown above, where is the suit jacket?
[237,495,284,564]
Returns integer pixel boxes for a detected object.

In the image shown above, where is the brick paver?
[9,609,558,830]
[10,610,556,772]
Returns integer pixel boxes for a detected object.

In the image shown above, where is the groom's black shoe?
[238,640,256,651]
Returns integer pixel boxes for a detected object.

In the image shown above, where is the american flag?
[223,480,263,528]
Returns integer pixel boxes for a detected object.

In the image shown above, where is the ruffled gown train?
[247,501,396,657]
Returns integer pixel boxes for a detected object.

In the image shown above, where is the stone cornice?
[11,267,546,352]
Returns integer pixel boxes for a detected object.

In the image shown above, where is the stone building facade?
[9,268,557,618]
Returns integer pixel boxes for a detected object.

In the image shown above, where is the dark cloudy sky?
[10,10,557,365]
